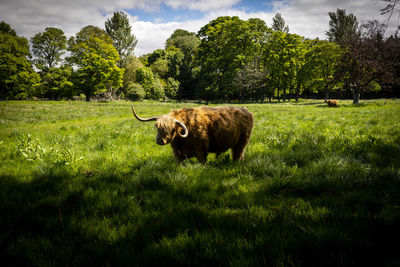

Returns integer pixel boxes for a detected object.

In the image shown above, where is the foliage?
[197,16,261,100]
[16,133,82,165]
[146,47,184,80]
[125,82,146,100]
[150,57,169,78]
[39,66,74,99]
[105,11,138,68]
[334,20,393,103]
[1,100,400,266]
[0,28,41,99]
[17,133,46,162]
[123,56,144,88]
[1,9,400,102]
[164,77,180,98]
[272,13,289,33]
[30,27,67,69]
[166,29,200,99]
[233,63,267,101]
[68,26,123,101]
[70,25,113,45]
[0,21,16,36]
[326,9,360,43]
[135,67,165,99]
[302,40,343,98]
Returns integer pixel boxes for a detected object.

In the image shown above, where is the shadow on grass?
[1,142,400,266]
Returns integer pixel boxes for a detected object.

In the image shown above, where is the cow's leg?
[173,150,187,163]
[232,135,250,161]
[195,150,208,164]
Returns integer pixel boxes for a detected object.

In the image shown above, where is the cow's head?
[131,105,188,145]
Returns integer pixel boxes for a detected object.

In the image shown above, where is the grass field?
[1,99,400,266]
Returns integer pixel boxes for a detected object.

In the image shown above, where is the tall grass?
[1,99,400,266]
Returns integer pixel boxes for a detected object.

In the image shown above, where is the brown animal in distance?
[325,99,339,107]
[131,105,254,163]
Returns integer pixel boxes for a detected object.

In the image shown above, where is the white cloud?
[0,0,396,56]
[165,0,241,12]
[132,0,397,55]
[277,0,395,39]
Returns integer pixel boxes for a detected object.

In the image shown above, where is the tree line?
[1,9,399,103]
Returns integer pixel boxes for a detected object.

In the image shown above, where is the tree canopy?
[0,23,40,99]
[1,8,399,102]
[31,27,67,69]
[68,26,123,101]
[326,9,359,43]
[105,11,138,68]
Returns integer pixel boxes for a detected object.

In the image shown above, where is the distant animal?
[131,105,254,163]
[325,99,339,107]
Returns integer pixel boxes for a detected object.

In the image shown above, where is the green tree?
[0,21,16,36]
[166,29,200,62]
[164,77,180,99]
[197,16,257,100]
[166,29,200,99]
[70,25,113,45]
[285,33,308,101]
[272,13,289,33]
[326,9,359,43]
[105,11,138,68]
[143,46,184,99]
[39,66,74,99]
[123,56,144,88]
[125,82,145,100]
[233,63,267,101]
[31,27,67,69]
[68,26,123,101]
[263,31,288,101]
[0,24,41,99]
[303,40,342,99]
[135,67,164,99]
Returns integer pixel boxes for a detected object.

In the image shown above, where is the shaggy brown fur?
[325,99,339,107]
[133,106,254,163]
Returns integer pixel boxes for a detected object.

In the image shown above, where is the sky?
[0,0,397,56]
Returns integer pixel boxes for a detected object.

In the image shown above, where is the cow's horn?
[175,119,188,138]
[131,104,159,121]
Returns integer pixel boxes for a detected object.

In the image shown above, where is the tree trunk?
[283,87,286,102]
[112,88,118,100]
[325,90,330,100]
[353,89,360,104]
[295,84,299,101]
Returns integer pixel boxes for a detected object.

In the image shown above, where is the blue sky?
[129,0,275,22]
[0,0,395,55]
[128,4,205,23]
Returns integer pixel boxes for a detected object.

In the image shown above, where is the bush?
[150,78,165,99]
[135,67,165,99]
[125,82,146,100]
[164,77,180,99]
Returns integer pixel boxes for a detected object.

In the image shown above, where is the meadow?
[1,99,400,266]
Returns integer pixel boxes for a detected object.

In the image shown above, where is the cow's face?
[155,115,177,145]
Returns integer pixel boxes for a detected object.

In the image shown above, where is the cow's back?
[172,106,253,154]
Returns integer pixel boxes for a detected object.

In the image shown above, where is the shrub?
[151,78,165,99]
[164,77,180,99]
[126,82,146,100]
[135,67,165,99]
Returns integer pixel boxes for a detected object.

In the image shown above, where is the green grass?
[1,99,400,266]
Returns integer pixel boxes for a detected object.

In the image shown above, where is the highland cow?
[325,99,339,107]
[131,105,254,163]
